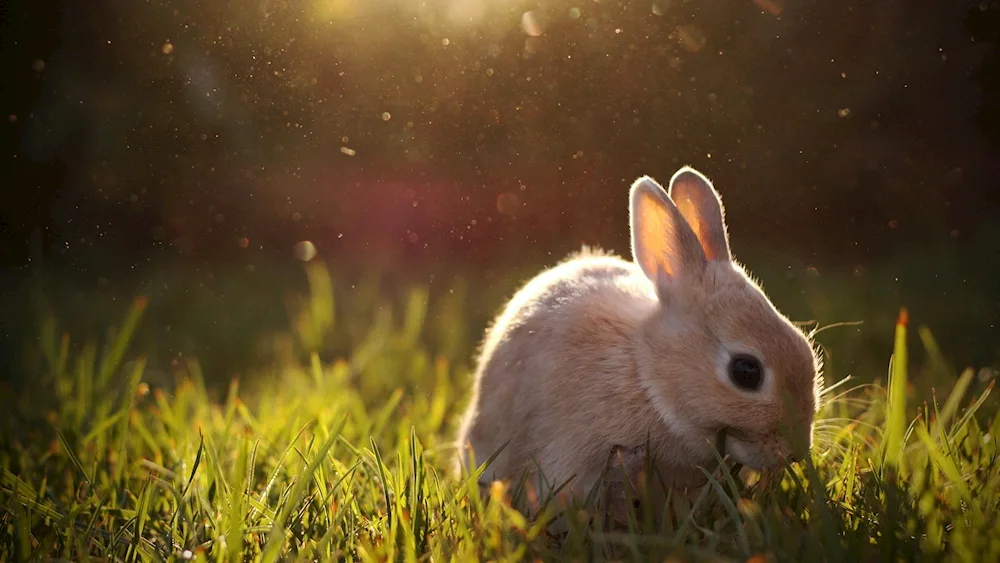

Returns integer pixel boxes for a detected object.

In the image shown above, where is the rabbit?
[453,166,822,515]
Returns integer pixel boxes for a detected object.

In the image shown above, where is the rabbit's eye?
[729,355,763,391]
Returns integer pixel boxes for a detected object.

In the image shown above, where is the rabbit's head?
[630,167,821,469]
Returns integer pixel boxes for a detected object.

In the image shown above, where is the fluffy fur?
[454,166,821,507]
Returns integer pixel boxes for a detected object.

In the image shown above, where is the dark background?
[2,0,999,388]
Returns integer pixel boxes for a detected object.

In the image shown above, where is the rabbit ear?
[630,176,708,287]
[667,167,732,262]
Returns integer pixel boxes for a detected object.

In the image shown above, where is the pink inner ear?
[672,187,729,262]
[638,192,705,284]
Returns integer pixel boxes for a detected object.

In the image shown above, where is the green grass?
[2,262,999,562]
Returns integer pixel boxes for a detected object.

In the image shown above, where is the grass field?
[2,261,999,562]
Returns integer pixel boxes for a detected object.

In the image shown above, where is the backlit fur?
[453,167,821,506]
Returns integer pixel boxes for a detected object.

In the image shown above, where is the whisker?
[817,374,856,398]
[808,320,865,339]
[823,382,886,401]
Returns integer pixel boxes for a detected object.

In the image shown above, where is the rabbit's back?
[455,250,659,486]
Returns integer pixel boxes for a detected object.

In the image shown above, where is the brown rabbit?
[453,166,821,513]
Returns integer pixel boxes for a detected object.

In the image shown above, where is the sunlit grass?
[2,262,998,561]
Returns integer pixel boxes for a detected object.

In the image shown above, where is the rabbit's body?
[456,251,709,495]
[455,166,821,508]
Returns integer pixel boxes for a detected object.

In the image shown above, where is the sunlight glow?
[313,0,357,20]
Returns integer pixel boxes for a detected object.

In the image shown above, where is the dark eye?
[729,355,763,391]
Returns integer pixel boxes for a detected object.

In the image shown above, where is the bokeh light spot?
[497,192,520,216]
[678,25,706,52]
[294,240,317,261]
[522,11,543,37]
[753,0,784,16]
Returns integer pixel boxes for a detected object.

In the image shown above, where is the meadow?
[1,260,998,562]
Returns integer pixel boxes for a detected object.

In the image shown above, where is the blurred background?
[2,0,999,392]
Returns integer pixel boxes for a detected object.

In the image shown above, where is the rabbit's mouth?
[719,430,793,470]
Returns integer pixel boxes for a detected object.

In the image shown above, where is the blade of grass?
[260,416,346,563]
[938,368,975,431]
[54,427,92,487]
[697,466,750,557]
[913,425,985,524]
[256,420,315,515]
[883,307,909,473]
[96,296,147,390]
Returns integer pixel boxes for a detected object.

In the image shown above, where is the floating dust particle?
[341,135,349,143]
[677,25,706,52]
[652,0,670,16]
[238,237,249,248]
[162,42,174,55]
[441,38,450,46]
[381,112,391,121]
[293,241,317,261]
[569,7,581,19]
[838,108,851,117]
[340,146,356,156]
[32,59,46,72]
[8,114,16,123]
[521,11,543,37]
